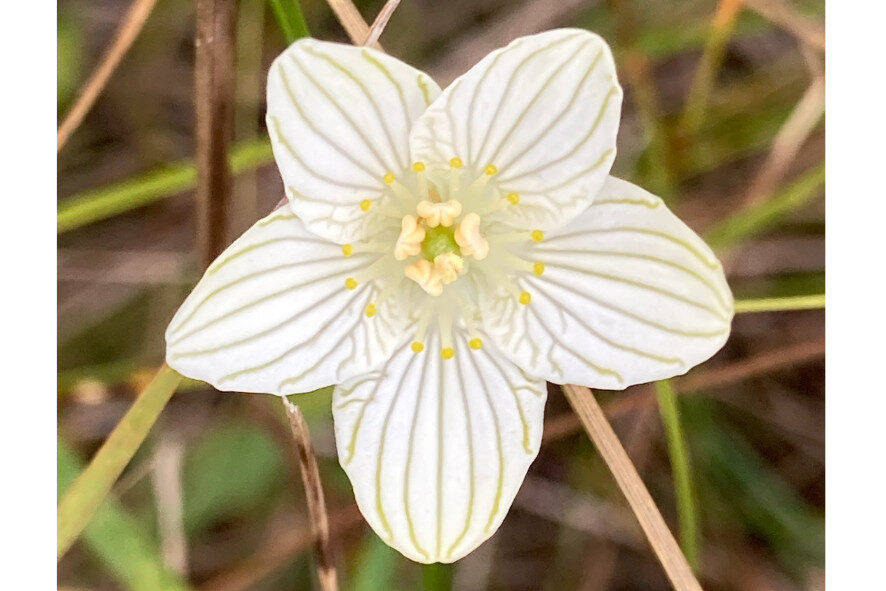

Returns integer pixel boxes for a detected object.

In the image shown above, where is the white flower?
[165,29,733,563]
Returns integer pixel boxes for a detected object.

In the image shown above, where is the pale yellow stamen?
[531,230,544,242]
[404,253,464,296]
[345,277,358,290]
[433,252,464,284]
[417,199,462,228]
[364,303,377,317]
[394,215,425,261]
[411,341,425,353]
[412,161,426,172]
[342,244,353,257]
[441,347,455,359]
[450,157,463,168]
[360,199,372,211]
[519,291,531,305]
[404,259,441,296]
[533,262,545,275]
[454,213,489,260]
[484,164,498,176]
[469,338,483,350]
[506,192,520,205]
[383,172,395,184]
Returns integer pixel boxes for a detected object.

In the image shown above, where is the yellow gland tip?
[469,338,483,350]
[412,161,426,172]
[533,262,545,275]
[360,199,372,211]
[449,157,463,168]
[342,244,354,257]
[383,172,395,184]
[411,341,425,353]
[531,229,544,242]
[364,303,376,317]
[441,347,455,359]
[345,277,358,290]
[484,164,498,176]
[519,291,532,305]
[506,192,520,205]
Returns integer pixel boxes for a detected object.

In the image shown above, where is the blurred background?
[57,0,825,589]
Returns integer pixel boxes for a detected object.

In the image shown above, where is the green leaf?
[267,0,310,44]
[350,532,401,591]
[183,423,285,534]
[58,365,183,557]
[58,436,192,591]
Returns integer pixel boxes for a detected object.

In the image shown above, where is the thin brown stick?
[195,0,237,268]
[743,76,825,207]
[543,338,826,444]
[363,0,401,47]
[325,0,382,49]
[57,0,159,152]
[281,397,337,591]
[743,0,825,51]
[561,384,703,591]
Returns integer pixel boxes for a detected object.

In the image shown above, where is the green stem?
[58,436,193,590]
[655,380,699,571]
[57,139,272,234]
[57,364,183,558]
[421,563,453,591]
[734,293,824,314]
[267,0,309,43]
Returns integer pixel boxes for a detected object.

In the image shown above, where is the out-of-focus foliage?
[57,0,825,589]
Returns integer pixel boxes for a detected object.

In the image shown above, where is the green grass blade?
[58,364,183,558]
[684,400,824,572]
[655,379,699,570]
[58,436,193,591]
[733,293,824,314]
[267,0,310,43]
[57,139,273,234]
[704,164,825,249]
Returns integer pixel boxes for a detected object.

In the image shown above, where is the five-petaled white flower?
[166,29,733,563]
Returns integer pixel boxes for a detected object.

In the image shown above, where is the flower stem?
[421,563,453,591]
[282,396,338,591]
[561,384,702,591]
[57,364,182,558]
[734,293,824,314]
[655,380,700,571]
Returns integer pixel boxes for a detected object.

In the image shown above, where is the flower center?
[421,226,461,260]
[395,196,488,296]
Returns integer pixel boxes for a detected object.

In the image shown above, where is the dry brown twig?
[364,0,402,47]
[743,0,825,52]
[743,75,825,207]
[325,0,382,49]
[195,0,237,267]
[57,0,159,152]
[562,385,703,591]
[281,397,337,591]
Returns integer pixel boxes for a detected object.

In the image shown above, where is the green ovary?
[421,226,461,260]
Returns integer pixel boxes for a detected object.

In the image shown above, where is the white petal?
[480,177,733,389]
[410,29,622,230]
[333,329,546,563]
[267,39,441,243]
[165,207,407,395]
